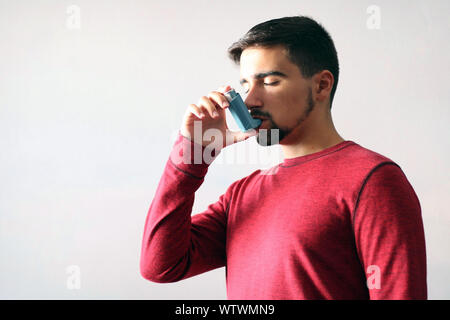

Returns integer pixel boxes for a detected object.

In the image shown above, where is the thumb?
[225,129,257,147]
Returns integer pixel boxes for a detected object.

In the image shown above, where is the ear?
[312,70,334,104]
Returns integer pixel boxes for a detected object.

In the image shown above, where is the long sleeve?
[140,132,232,283]
[353,162,427,299]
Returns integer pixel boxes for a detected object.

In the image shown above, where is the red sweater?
[140,132,427,300]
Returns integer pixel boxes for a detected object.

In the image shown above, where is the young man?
[140,16,427,299]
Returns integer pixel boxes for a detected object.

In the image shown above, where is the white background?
[0,0,449,299]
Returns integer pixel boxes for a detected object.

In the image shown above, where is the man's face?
[239,45,315,146]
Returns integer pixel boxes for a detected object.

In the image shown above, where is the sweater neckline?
[280,140,356,168]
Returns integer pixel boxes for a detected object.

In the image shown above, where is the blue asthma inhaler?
[223,88,262,132]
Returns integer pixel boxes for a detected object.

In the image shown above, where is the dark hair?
[228,16,339,109]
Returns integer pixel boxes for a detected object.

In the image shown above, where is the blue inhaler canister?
[223,89,262,132]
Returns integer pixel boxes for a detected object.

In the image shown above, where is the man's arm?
[140,84,255,283]
[140,132,236,283]
[353,162,427,299]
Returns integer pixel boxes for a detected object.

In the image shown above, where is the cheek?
[267,88,305,125]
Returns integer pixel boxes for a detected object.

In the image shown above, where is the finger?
[208,91,229,109]
[188,104,205,119]
[217,85,232,94]
[198,96,220,119]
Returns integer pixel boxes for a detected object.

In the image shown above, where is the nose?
[243,85,263,110]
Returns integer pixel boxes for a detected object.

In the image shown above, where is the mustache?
[250,109,271,120]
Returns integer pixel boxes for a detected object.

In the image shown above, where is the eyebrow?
[239,70,288,85]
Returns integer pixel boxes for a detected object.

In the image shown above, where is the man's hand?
[180,85,257,149]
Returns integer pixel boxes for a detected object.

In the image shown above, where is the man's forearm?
[140,132,220,283]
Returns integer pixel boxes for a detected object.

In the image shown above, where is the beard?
[256,88,315,146]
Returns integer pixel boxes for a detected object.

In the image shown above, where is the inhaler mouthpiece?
[224,89,261,132]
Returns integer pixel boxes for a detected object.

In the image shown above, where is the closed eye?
[243,81,280,94]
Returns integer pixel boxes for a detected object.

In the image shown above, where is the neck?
[280,108,345,159]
